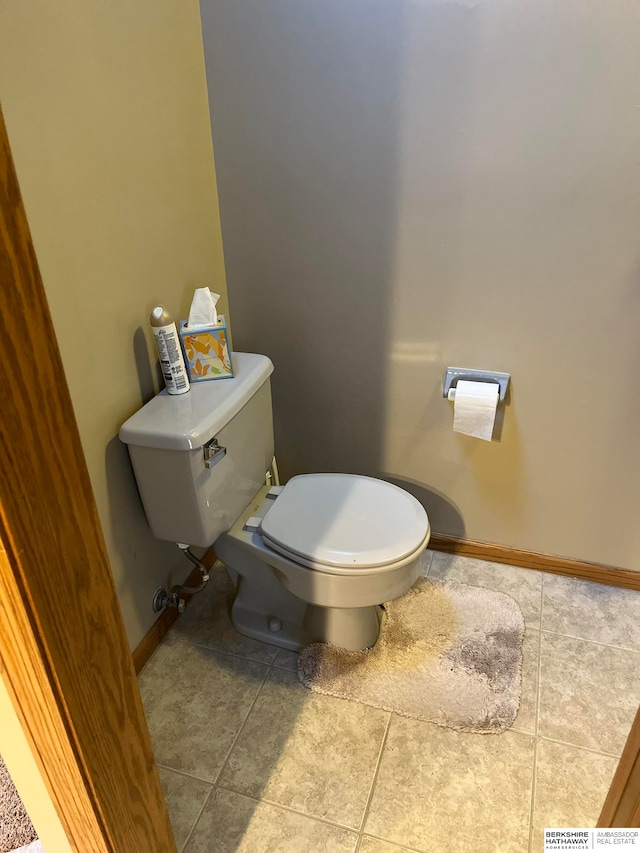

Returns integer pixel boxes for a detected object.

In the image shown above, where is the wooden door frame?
[599,706,640,827]
[0,108,176,850]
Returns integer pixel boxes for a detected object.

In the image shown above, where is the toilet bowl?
[216,473,430,650]
[119,352,431,652]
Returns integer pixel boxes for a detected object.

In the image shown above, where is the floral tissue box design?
[179,316,234,381]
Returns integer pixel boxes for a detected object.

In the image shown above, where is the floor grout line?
[213,663,274,785]
[538,568,640,591]
[538,628,639,654]
[527,578,545,852]
[156,763,217,787]
[270,661,299,673]
[180,786,214,853]
[213,780,361,834]
[509,725,537,738]
[357,712,393,835]
[535,735,622,760]
[535,580,544,738]
[360,830,427,853]
[169,633,281,666]
[527,739,539,853]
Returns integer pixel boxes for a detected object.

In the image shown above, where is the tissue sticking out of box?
[186,287,220,330]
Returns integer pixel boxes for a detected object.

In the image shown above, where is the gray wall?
[201,0,640,569]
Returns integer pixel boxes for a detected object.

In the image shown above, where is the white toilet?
[120,353,430,651]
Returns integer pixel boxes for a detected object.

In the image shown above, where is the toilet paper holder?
[443,367,510,402]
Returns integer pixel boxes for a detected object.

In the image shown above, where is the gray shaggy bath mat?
[0,756,37,853]
[298,578,524,733]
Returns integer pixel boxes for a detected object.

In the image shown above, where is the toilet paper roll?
[449,380,499,441]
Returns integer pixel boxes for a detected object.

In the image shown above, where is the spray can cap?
[149,305,172,327]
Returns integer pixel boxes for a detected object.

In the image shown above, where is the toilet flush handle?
[203,437,227,469]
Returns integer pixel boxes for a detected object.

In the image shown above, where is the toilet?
[120,352,430,651]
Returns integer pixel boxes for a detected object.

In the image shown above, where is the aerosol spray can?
[149,305,190,395]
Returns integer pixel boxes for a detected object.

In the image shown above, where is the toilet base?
[303,602,383,651]
[228,568,384,652]
[215,484,422,653]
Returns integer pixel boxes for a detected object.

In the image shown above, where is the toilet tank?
[119,352,274,547]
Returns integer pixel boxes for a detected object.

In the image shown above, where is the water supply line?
[270,456,280,487]
[152,459,280,614]
[152,544,210,613]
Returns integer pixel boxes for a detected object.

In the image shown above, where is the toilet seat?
[259,474,430,575]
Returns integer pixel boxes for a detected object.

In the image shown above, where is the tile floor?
[138,550,640,853]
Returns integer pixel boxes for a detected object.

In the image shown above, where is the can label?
[152,323,190,395]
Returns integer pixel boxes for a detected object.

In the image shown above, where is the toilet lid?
[259,474,429,570]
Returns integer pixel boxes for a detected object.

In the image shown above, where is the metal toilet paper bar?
[443,368,511,402]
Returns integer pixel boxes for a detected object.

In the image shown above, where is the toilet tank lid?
[119,352,273,451]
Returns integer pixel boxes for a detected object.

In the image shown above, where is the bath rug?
[0,757,37,853]
[298,578,524,734]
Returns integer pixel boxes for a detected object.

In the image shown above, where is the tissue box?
[179,315,234,382]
